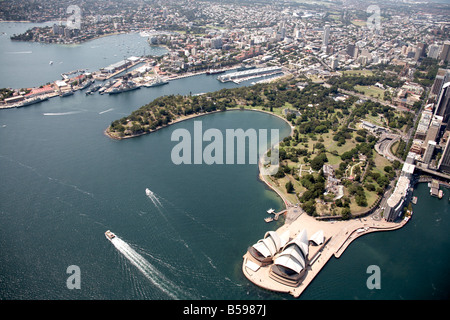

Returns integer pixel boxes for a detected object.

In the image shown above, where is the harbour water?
[0,22,449,300]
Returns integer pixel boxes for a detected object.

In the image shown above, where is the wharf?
[264,209,287,223]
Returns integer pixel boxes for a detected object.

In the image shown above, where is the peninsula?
[105,71,423,297]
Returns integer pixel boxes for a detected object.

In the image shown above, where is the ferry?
[105,230,116,240]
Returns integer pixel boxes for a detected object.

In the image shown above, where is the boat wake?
[99,108,114,114]
[5,51,32,54]
[108,235,189,299]
[43,111,82,116]
[145,188,162,207]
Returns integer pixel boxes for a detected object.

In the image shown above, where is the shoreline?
[104,106,295,141]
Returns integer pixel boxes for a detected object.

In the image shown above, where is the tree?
[286,181,294,193]
[302,199,316,216]
[341,207,352,220]
[310,152,328,171]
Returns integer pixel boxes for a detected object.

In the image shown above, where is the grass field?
[354,85,385,99]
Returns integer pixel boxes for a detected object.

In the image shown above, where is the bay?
[0,22,449,300]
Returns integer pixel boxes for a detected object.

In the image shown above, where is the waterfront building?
[217,66,282,83]
[438,134,450,173]
[384,161,415,222]
[384,175,411,222]
[270,229,309,287]
[248,230,290,266]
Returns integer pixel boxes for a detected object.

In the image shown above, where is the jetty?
[264,208,287,223]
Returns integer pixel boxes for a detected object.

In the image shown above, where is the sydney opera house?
[247,229,324,287]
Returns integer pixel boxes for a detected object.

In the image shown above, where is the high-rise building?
[347,43,355,58]
[434,82,450,123]
[431,68,450,96]
[438,135,450,173]
[331,57,338,70]
[423,140,436,165]
[322,25,330,49]
[440,41,450,62]
[414,43,427,61]
[428,44,441,59]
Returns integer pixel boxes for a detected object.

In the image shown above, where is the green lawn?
[354,85,385,99]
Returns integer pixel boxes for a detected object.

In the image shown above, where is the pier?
[264,208,287,223]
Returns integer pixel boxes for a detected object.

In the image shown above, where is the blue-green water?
[0,22,449,300]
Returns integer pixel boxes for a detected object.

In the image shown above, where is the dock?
[264,208,287,223]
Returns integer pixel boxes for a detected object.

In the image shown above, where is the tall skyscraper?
[440,41,450,62]
[322,25,330,50]
[423,140,436,165]
[347,43,355,57]
[428,44,441,59]
[438,136,450,173]
[431,68,450,96]
[414,43,427,61]
[434,82,450,123]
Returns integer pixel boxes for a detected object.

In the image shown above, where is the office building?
[438,136,450,173]
[423,140,436,165]
[434,82,450,123]
[322,25,330,51]
[440,41,450,62]
[414,43,427,61]
[431,69,450,96]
